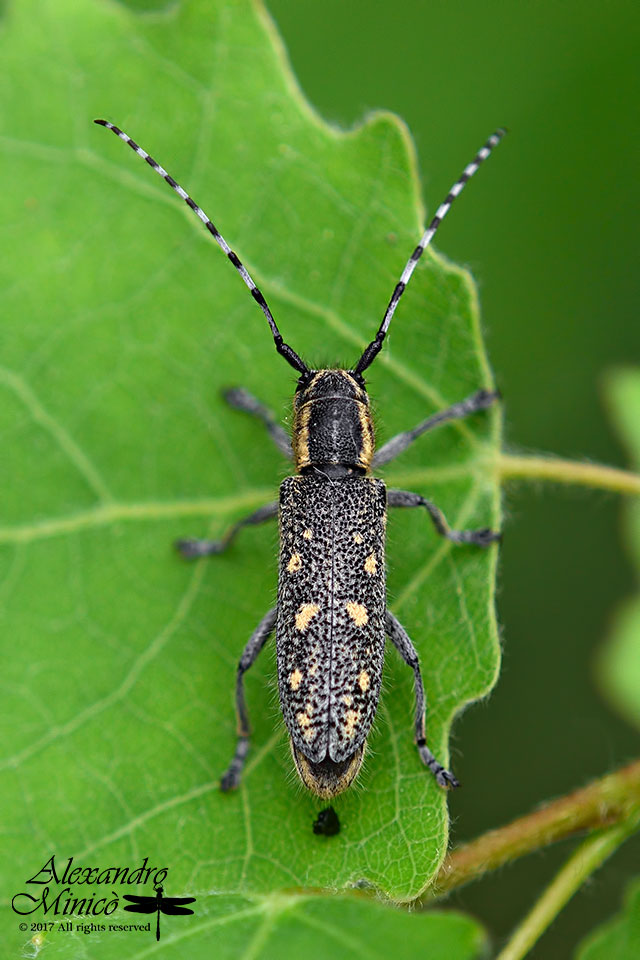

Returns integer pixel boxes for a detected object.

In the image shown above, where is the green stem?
[497,452,640,495]
[494,812,640,960]
[423,759,640,902]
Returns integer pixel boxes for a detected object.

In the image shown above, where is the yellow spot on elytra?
[295,603,320,631]
[309,662,319,676]
[358,670,370,692]
[353,532,363,544]
[289,669,303,690]
[343,710,360,739]
[342,694,353,707]
[296,711,314,741]
[287,553,302,573]
[364,553,377,575]
[303,528,313,540]
[346,602,368,627]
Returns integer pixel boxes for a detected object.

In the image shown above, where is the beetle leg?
[223,387,293,460]
[373,388,498,468]
[176,500,278,558]
[220,607,277,792]
[385,610,458,789]
[387,489,500,546]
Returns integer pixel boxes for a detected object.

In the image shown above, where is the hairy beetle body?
[95,118,505,803]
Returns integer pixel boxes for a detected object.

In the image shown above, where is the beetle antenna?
[94,119,309,375]
[354,128,506,376]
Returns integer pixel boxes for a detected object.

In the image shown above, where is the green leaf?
[0,0,500,934]
[598,370,640,729]
[575,878,640,960]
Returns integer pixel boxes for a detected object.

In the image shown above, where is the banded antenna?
[94,119,309,376]
[354,128,507,376]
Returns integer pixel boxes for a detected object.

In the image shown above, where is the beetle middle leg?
[373,388,498,468]
[385,610,459,788]
[388,489,499,545]
[176,500,278,558]
[220,606,277,791]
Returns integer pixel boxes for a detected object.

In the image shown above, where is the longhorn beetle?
[96,119,504,797]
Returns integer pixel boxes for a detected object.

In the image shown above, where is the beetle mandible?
[95,119,504,797]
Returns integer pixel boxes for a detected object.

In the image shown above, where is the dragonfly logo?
[123,885,196,941]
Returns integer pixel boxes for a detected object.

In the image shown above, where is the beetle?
[95,119,503,797]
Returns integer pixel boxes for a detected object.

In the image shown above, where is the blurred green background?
[264,0,638,956]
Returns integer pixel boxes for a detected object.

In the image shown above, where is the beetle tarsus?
[175,537,226,558]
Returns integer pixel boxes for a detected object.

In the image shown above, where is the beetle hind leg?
[220,607,276,792]
[416,741,460,789]
[385,610,459,789]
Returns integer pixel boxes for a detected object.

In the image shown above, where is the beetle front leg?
[176,500,278,558]
[385,610,458,789]
[220,607,277,792]
[223,387,293,460]
[373,388,498,468]
[387,489,500,546]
